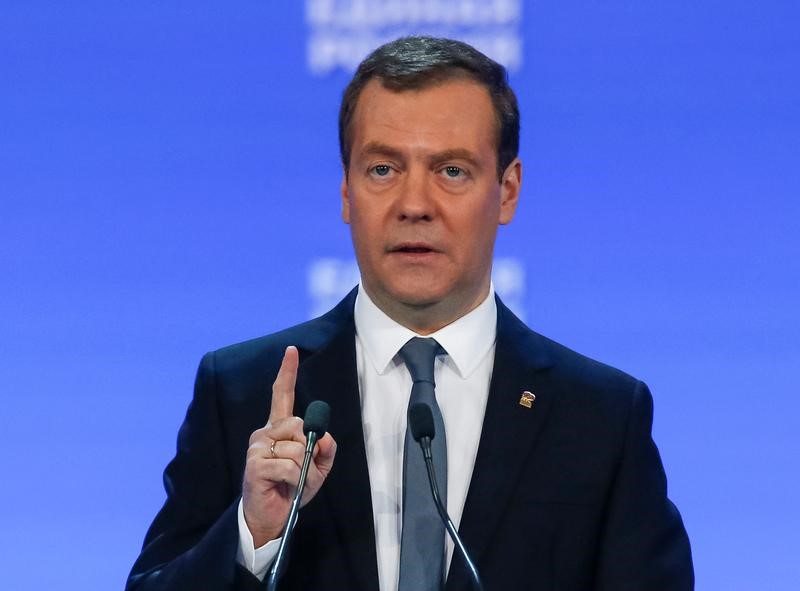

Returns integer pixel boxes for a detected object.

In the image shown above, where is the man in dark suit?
[127,36,693,590]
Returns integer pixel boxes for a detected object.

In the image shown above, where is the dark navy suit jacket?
[127,289,693,590]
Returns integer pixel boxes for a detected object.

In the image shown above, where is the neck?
[361,284,491,335]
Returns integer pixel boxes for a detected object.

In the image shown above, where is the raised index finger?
[268,345,298,423]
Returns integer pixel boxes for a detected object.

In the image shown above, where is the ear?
[341,172,351,224]
[498,158,522,225]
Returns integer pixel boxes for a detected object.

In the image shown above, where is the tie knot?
[398,337,441,385]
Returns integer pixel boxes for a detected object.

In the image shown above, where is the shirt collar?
[354,282,497,379]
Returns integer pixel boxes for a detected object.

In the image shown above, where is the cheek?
[348,204,383,255]
[457,208,500,260]
[464,198,501,236]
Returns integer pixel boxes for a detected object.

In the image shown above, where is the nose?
[395,168,435,221]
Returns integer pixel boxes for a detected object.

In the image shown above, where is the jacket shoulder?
[539,332,641,393]
[497,298,643,404]
[207,289,356,379]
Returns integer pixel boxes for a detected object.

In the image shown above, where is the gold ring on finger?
[270,440,278,459]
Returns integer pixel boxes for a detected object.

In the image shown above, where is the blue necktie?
[398,337,447,591]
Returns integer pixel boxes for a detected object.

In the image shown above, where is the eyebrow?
[427,148,481,167]
[358,142,482,168]
[359,142,405,161]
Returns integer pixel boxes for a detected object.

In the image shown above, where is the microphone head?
[408,402,435,442]
[303,400,331,436]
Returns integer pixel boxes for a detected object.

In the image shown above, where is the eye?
[371,164,391,177]
[441,166,466,179]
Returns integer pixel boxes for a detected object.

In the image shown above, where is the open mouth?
[391,243,437,254]
[397,247,433,253]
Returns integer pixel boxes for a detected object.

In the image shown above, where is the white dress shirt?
[237,285,497,589]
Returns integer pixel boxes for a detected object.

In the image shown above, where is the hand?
[242,345,337,547]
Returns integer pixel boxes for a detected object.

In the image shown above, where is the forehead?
[349,78,498,158]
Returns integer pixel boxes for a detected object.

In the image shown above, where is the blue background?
[1,2,798,589]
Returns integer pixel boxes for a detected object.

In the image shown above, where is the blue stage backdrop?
[1,2,798,589]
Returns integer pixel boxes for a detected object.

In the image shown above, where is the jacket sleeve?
[126,352,263,591]
[594,381,694,590]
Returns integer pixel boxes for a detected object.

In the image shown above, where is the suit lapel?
[290,292,557,589]
[447,298,557,589]
[294,295,380,591]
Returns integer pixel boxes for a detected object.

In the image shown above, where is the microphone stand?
[265,431,319,591]
[409,402,484,589]
[418,434,485,591]
[266,400,330,591]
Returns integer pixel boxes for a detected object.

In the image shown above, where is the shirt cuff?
[236,498,281,581]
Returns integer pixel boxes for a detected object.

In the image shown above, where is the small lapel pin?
[519,390,536,408]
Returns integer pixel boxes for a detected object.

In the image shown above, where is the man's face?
[341,77,521,331]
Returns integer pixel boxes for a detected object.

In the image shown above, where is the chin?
[392,288,445,308]
[379,281,449,309]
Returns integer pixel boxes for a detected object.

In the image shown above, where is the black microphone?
[266,400,331,591]
[408,402,485,591]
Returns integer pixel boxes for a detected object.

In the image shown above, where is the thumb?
[314,433,337,478]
